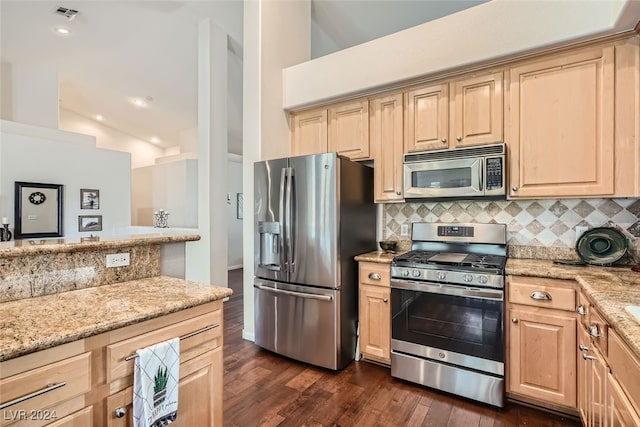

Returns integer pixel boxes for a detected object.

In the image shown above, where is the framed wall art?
[80,189,100,209]
[14,181,64,239]
[78,215,102,232]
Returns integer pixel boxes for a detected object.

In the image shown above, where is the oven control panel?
[391,266,504,289]
[437,225,474,237]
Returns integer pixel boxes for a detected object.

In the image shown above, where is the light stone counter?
[506,258,640,360]
[355,250,405,264]
[0,276,233,361]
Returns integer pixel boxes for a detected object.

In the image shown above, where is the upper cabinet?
[405,71,503,152]
[290,108,327,157]
[290,99,370,161]
[328,100,370,160]
[371,93,404,202]
[507,37,640,199]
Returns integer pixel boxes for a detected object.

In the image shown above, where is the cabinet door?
[585,344,608,427]
[290,108,328,156]
[371,93,404,202]
[608,372,640,427]
[578,325,590,425]
[107,348,222,427]
[328,99,370,160]
[359,284,391,364]
[405,83,449,152]
[45,407,93,427]
[508,45,614,198]
[508,306,577,408]
[450,71,503,147]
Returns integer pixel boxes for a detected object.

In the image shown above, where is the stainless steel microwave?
[403,143,506,199]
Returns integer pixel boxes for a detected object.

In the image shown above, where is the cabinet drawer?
[0,353,91,426]
[508,276,576,311]
[608,330,640,414]
[359,262,390,287]
[107,309,222,383]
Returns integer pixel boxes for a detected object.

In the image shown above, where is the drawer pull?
[577,305,586,315]
[579,344,590,351]
[368,272,382,281]
[124,324,220,361]
[582,353,596,361]
[588,324,600,338]
[0,382,66,410]
[530,291,552,301]
[114,407,127,418]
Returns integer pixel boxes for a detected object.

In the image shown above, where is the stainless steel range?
[390,222,507,407]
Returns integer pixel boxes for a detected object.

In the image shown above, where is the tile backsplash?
[384,198,640,261]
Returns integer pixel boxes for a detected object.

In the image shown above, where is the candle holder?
[1,224,12,242]
[153,210,170,228]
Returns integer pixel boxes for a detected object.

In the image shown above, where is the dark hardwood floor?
[223,269,581,427]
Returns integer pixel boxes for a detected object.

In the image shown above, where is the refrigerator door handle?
[279,167,288,273]
[286,167,296,273]
[254,284,333,301]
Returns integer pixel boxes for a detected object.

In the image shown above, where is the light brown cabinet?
[405,71,503,152]
[358,262,391,365]
[506,276,577,410]
[508,43,618,199]
[371,93,404,202]
[0,301,224,427]
[290,99,370,161]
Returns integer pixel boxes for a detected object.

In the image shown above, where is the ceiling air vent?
[55,7,78,21]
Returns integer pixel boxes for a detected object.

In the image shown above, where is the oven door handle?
[391,280,503,301]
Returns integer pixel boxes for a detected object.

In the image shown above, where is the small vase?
[1,224,11,242]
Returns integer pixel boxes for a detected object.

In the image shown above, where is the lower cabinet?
[506,276,577,410]
[358,262,391,365]
[0,301,224,427]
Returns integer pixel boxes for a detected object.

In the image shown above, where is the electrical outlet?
[576,226,589,238]
[106,252,130,268]
[400,224,410,236]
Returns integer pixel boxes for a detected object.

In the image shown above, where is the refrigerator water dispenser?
[258,221,280,269]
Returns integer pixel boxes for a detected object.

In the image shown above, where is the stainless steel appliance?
[390,222,507,407]
[254,152,376,370]
[403,143,506,199]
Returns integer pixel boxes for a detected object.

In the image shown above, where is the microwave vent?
[404,143,505,163]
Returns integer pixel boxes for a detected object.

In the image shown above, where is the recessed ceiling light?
[53,26,72,36]
[129,97,151,107]
[95,115,104,121]
[150,137,160,144]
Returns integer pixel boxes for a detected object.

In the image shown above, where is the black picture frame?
[80,188,100,209]
[14,181,64,239]
[78,215,103,232]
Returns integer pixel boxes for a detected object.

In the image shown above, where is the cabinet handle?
[579,344,589,351]
[114,407,127,418]
[124,324,220,361]
[512,186,519,192]
[577,305,586,315]
[395,191,401,196]
[0,382,66,410]
[368,272,382,281]
[530,291,552,301]
[441,138,447,143]
[583,353,596,361]
[511,318,518,323]
[588,324,600,338]
[456,136,462,142]
[383,298,388,303]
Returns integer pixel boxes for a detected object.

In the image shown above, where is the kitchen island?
[0,233,231,426]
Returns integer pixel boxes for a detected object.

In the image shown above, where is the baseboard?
[242,329,255,342]
[228,264,243,270]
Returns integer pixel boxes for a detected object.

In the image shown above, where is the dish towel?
[133,338,180,427]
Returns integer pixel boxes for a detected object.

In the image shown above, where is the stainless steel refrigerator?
[254,152,376,370]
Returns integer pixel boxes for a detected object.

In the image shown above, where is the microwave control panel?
[485,157,503,190]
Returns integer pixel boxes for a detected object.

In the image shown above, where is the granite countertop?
[0,233,201,258]
[0,276,233,362]
[506,258,640,360]
[355,250,405,264]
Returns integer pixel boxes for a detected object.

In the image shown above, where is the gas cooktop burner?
[393,250,506,272]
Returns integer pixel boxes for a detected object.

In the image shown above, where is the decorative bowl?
[379,240,397,253]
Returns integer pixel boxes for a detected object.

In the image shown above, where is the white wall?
[131,159,198,228]
[60,109,165,168]
[0,121,131,237]
[283,0,640,109]
[242,0,311,341]
[227,154,243,269]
